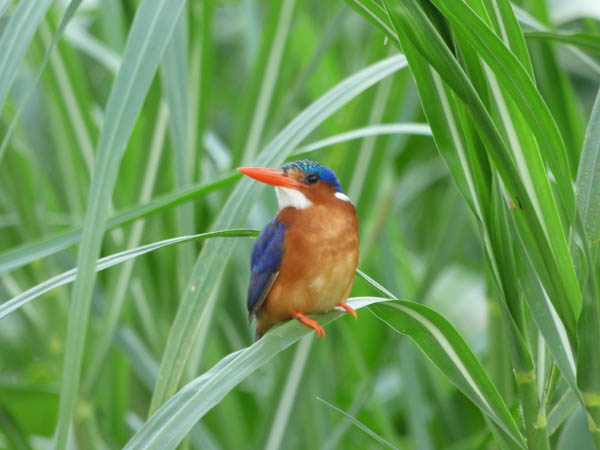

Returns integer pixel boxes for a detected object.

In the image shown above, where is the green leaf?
[370,301,526,448]
[53,0,187,447]
[431,0,574,216]
[0,0,52,114]
[0,230,258,322]
[316,397,400,450]
[149,53,409,414]
[126,297,391,450]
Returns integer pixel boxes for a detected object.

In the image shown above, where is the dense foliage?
[0,0,599,449]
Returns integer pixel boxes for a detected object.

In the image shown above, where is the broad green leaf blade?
[0,230,258,321]
[431,0,575,220]
[383,0,580,341]
[0,173,240,275]
[0,0,84,163]
[0,0,52,114]
[54,0,187,447]
[149,53,409,413]
[316,397,400,450]
[370,301,526,448]
[481,0,533,77]
[127,297,391,450]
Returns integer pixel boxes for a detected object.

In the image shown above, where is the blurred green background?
[0,0,599,449]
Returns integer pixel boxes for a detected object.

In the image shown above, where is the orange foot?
[336,302,357,319]
[293,312,326,340]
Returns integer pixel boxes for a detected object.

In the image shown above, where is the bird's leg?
[336,302,357,319]
[293,312,326,339]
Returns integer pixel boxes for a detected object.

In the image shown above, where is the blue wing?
[247,218,287,321]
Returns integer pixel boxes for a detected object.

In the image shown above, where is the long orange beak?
[237,167,303,189]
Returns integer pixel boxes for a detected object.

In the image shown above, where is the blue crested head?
[281,159,343,193]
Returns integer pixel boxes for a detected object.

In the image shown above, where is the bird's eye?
[306,173,319,184]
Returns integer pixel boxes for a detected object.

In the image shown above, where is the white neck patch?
[275,187,313,210]
[335,192,351,202]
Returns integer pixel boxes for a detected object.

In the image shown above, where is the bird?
[237,159,359,339]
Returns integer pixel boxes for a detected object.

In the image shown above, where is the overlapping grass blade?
[316,397,400,450]
[0,0,84,163]
[0,0,52,115]
[0,230,258,321]
[149,53,409,413]
[370,302,526,448]
[127,297,391,450]
[0,173,240,275]
[430,0,574,218]
[53,0,187,447]
[382,0,580,342]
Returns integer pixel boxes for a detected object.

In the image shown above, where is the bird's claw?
[336,302,357,319]
[293,312,326,340]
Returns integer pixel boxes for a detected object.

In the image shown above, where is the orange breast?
[257,198,359,336]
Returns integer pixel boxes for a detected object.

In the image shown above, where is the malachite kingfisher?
[238,159,359,339]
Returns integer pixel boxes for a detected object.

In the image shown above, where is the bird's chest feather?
[264,203,359,318]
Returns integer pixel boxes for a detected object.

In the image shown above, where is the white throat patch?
[334,192,351,202]
[275,187,313,210]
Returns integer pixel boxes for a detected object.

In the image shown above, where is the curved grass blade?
[383,0,580,342]
[149,53,409,414]
[293,123,431,157]
[53,0,187,447]
[126,297,391,450]
[0,173,240,275]
[0,0,52,114]
[430,0,574,221]
[0,229,258,322]
[370,301,526,448]
[0,0,84,163]
[316,397,400,450]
